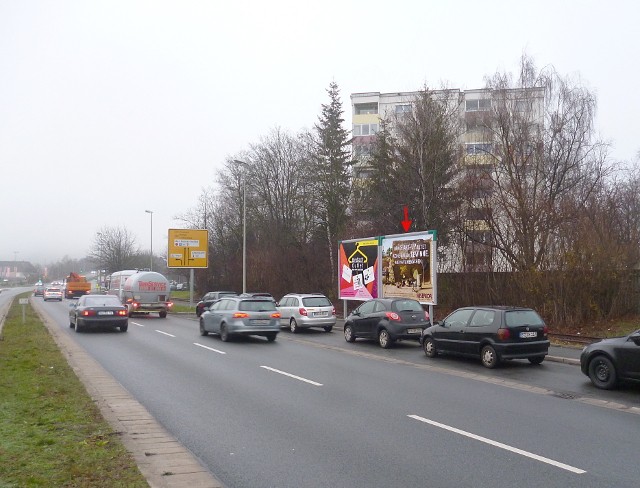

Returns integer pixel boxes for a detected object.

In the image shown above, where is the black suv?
[580,330,640,389]
[196,291,237,317]
[420,306,549,368]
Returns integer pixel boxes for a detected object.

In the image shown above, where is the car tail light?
[424,311,430,321]
[543,325,548,336]
[166,301,174,308]
[117,310,127,317]
[233,312,249,318]
[126,298,133,304]
[385,312,401,321]
[271,312,281,318]
[299,308,308,316]
[332,307,336,316]
[81,310,96,317]
[132,302,140,309]
[497,328,511,340]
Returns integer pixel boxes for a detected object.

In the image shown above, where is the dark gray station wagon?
[420,306,549,368]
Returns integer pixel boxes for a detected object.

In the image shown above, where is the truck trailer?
[107,270,173,318]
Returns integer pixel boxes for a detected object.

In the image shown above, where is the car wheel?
[528,356,544,365]
[266,333,277,342]
[199,319,208,336]
[481,345,499,368]
[588,355,617,389]
[120,324,128,332]
[220,324,229,342]
[69,318,74,328]
[378,329,393,349]
[75,321,83,333]
[423,337,437,358]
[159,311,167,318]
[324,326,333,332]
[344,324,356,342]
[290,318,299,333]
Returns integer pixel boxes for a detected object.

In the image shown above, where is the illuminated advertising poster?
[381,231,437,305]
[338,238,379,300]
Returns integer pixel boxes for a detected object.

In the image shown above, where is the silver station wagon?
[199,296,281,342]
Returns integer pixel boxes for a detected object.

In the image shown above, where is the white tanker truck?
[107,270,173,318]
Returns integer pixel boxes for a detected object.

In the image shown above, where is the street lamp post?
[145,210,153,271]
[233,160,248,293]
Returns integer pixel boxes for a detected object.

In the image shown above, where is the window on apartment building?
[395,104,412,113]
[466,143,492,155]
[465,98,491,111]
[353,124,379,136]
[466,207,491,220]
[467,230,492,245]
[353,144,373,158]
[354,103,378,115]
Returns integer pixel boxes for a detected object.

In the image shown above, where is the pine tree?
[314,81,352,284]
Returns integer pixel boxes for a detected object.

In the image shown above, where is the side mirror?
[629,332,640,346]
[275,302,280,307]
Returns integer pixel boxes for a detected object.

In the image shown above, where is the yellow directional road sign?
[167,229,209,268]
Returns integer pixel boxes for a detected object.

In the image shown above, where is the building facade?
[350,88,544,272]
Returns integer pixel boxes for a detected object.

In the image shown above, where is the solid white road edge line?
[260,366,323,386]
[194,343,227,355]
[155,330,175,337]
[407,414,586,475]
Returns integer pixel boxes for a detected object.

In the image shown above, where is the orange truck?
[65,272,91,299]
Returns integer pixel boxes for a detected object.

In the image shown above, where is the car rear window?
[85,296,122,307]
[46,288,61,292]
[505,310,544,327]
[239,300,276,312]
[391,299,424,312]
[302,296,332,307]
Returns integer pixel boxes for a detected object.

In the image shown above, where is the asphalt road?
[23,296,640,488]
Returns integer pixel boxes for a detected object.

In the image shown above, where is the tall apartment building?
[350,88,544,271]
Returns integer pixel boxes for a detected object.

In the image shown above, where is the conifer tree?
[314,81,352,284]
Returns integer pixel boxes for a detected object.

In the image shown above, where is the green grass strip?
[0,293,148,487]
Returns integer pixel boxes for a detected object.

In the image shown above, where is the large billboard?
[338,238,379,300]
[380,232,437,305]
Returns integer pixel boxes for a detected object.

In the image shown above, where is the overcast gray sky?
[1,0,638,266]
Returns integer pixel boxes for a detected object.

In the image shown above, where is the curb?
[29,298,223,488]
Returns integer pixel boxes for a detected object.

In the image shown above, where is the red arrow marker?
[401,206,412,232]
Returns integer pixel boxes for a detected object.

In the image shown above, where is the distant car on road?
[420,306,549,368]
[196,291,237,317]
[580,330,640,389]
[199,296,280,342]
[34,283,45,296]
[344,297,430,348]
[277,293,336,333]
[69,294,128,333]
[43,287,63,301]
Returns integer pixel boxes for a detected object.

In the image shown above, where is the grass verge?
[0,294,149,487]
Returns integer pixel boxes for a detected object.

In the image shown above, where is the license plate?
[251,319,270,325]
[520,331,537,338]
[313,311,328,317]
[98,311,114,316]
[407,328,422,334]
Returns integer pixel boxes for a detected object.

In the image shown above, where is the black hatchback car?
[420,306,549,368]
[344,298,430,348]
[580,330,640,389]
[196,291,237,317]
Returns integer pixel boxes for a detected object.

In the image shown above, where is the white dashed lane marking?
[408,414,586,474]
